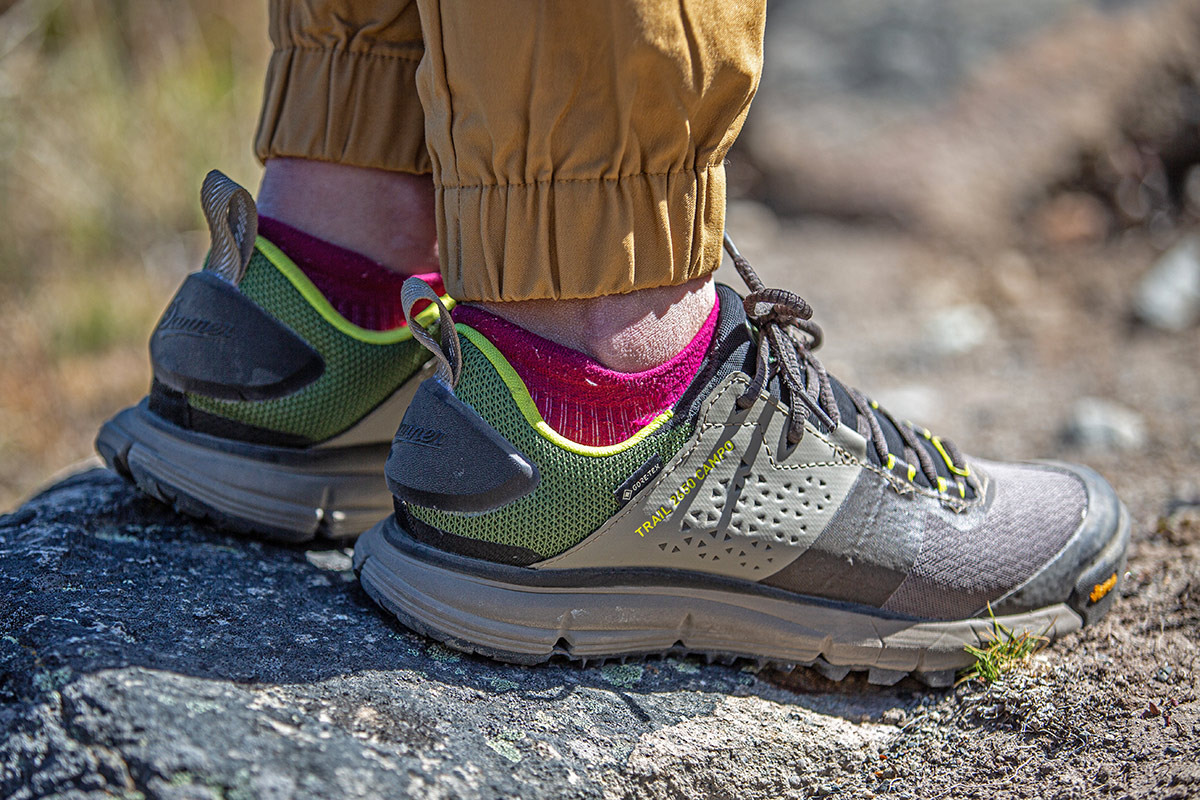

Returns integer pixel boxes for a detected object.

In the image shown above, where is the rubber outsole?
[96,401,393,542]
[352,514,1125,686]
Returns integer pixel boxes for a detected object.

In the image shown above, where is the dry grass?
[0,0,267,509]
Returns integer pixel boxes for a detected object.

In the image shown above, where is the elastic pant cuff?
[439,165,726,301]
[255,47,430,174]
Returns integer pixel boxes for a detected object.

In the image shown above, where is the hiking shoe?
[353,238,1129,685]
[96,171,450,542]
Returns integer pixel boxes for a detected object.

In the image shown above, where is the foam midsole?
[354,516,1085,671]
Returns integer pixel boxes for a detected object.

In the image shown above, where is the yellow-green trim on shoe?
[255,236,454,344]
[455,323,674,458]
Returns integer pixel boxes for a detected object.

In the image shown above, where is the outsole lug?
[867,667,908,686]
[812,658,851,681]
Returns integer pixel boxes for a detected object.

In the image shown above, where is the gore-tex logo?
[614,454,664,509]
[397,424,445,449]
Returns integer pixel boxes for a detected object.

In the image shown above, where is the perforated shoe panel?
[537,373,863,580]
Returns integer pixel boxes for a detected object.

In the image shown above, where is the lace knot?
[725,235,840,443]
[743,288,812,326]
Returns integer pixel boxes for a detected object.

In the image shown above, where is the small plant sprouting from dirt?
[956,605,1049,686]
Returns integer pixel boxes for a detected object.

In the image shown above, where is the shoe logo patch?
[1089,572,1118,604]
[158,301,234,339]
[634,439,734,536]
[396,424,446,449]
[614,454,663,510]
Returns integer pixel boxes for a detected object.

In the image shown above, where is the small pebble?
[1134,235,1200,331]
[920,303,997,357]
[1063,398,1147,453]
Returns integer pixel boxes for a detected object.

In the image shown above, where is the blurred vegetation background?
[0,0,266,508]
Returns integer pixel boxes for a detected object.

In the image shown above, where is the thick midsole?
[354,516,1084,671]
[97,401,392,539]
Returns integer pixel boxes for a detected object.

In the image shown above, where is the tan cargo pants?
[255,1,765,302]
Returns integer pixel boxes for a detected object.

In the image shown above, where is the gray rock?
[1166,480,1200,516]
[1063,397,1148,452]
[1133,235,1200,331]
[1,470,920,800]
[920,303,997,357]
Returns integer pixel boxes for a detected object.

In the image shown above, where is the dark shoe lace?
[724,234,970,495]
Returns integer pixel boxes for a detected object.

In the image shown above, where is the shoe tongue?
[671,284,757,420]
[827,362,964,491]
[712,283,755,353]
[826,376,941,483]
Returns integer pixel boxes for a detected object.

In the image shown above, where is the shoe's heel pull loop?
[402,277,461,388]
[201,170,257,285]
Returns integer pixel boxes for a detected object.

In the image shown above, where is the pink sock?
[453,298,719,447]
[257,216,443,331]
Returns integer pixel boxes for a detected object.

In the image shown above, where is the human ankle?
[256,158,438,275]
[476,277,717,373]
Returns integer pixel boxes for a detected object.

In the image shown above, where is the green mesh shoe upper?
[408,327,696,558]
[184,237,436,443]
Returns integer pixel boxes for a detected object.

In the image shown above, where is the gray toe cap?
[991,461,1129,625]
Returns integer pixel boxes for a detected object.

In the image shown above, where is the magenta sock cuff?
[453,297,719,445]
[257,215,443,330]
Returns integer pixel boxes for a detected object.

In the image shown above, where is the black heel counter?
[384,377,539,513]
[149,271,323,401]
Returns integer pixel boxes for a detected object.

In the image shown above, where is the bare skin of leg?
[258,158,714,372]
[256,158,439,276]
[480,276,716,373]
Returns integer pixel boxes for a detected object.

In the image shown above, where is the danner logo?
[158,301,233,339]
[397,424,446,449]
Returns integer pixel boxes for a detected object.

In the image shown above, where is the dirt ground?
[714,216,1200,799]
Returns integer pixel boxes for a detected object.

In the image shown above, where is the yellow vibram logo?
[1089,572,1118,604]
